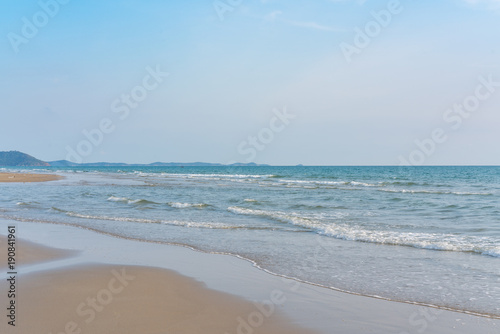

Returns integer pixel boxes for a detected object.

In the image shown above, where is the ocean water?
[1,166,499,317]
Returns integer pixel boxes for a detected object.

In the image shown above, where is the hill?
[0,151,269,167]
[0,151,50,166]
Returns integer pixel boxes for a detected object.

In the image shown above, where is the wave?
[289,204,328,210]
[48,207,301,231]
[132,172,278,179]
[125,172,496,197]
[274,180,494,196]
[318,226,500,258]
[107,196,209,208]
[277,179,382,187]
[50,207,67,213]
[67,211,160,224]
[163,173,277,179]
[382,181,419,186]
[107,196,159,205]
[167,202,210,209]
[52,208,239,229]
[107,196,129,202]
[379,189,493,196]
[228,206,500,258]
[228,206,320,228]
[190,176,496,196]
[379,181,448,187]
[16,201,40,207]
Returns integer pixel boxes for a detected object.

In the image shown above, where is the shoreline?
[0,172,63,183]
[3,258,314,333]
[0,241,314,334]
[3,215,499,320]
[0,219,498,333]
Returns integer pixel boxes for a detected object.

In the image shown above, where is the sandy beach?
[0,237,78,270]
[0,220,498,334]
[0,173,62,183]
[2,0,498,332]
[0,231,317,334]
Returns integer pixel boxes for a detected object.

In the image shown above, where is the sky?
[0,0,499,165]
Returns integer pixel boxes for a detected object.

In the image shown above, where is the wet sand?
[0,236,317,334]
[0,220,497,334]
[0,173,62,183]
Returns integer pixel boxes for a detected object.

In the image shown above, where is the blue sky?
[1,0,499,165]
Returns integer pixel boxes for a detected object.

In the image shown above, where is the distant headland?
[0,151,270,167]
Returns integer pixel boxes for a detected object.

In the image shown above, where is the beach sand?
[0,221,497,334]
[0,173,62,183]
[0,237,78,270]
[0,237,317,334]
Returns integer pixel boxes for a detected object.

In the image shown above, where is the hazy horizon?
[5,149,500,166]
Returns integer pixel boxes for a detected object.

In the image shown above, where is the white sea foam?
[227,206,322,228]
[350,181,379,187]
[280,179,380,186]
[161,220,242,229]
[107,196,157,205]
[108,196,209,207]
[107,196,129,202]
[63,211,244,229]
[228,206,500,257]
[163,173,276,178]
[16,201,38,207]
[481,248,500,258]
[167,202,209,208]
[379,189,493,196]
[132,172,277,179]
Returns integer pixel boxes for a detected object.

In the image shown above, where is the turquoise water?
[1,166,499,316]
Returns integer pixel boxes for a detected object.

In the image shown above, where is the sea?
[1,166,499,317]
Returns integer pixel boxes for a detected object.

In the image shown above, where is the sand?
[0,173,63,183]
[0,221,497,334]
[0,237,317,334]
[0,237,78,270]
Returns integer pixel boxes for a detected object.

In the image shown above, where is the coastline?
[0,219,497,333]
[2,260,312,333]
[0,173,63,183]
[0,223,317,334]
